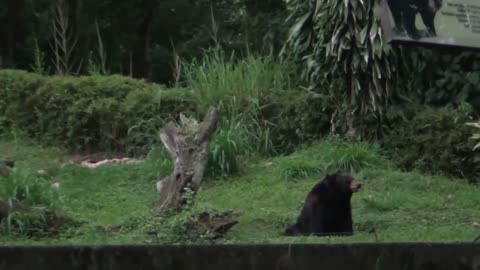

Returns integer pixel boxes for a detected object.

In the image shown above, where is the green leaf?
[466,122,480,129]
[474,142,480,151]
[370,23,378,42]
[359,24,369,45]
[315,0,323,17]
[289,11,313,39]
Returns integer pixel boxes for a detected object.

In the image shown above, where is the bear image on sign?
[387,0,444,40]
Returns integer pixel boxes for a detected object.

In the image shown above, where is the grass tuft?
[0,169,61,208]
[324,139,389,173]
[279,157,323,180]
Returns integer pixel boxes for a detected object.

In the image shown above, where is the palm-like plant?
[281,0,402,136]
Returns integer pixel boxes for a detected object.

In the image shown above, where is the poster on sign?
[379,0,480,49]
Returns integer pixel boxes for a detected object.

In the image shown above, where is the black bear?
[387,0,443,40]
[284,172,362,236]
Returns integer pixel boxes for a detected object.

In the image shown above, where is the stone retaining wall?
[0,243,480,270]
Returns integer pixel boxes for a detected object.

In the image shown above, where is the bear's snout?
[350,181,362,192]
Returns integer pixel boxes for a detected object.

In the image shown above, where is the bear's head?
[324,171,362,195]
[428,0,443,12]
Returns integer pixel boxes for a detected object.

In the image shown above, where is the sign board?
[379,0,480,49]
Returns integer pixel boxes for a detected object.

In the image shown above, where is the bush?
[264,90,331,153]
[0,70,44,129]
[0,69,196,154]
[189,89,328,175]
[183,49,291,117]
[383,106,480,182]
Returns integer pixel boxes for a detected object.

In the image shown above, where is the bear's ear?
[312,181,329,197]
[324,173,336,183]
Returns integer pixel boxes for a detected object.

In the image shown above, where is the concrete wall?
[0,243,480,270]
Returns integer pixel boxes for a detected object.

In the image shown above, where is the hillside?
[1,138,479,245]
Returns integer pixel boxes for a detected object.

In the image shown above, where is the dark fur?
[387,0,443,40]
[284,172,361,237]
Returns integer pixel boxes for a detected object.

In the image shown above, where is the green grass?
[183,48,291,116]
[1,138,480,245]
[184,49,286,177]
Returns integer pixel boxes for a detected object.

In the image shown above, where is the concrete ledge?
[0,243,480,270]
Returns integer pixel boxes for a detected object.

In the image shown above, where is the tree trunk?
[155,107,220,212]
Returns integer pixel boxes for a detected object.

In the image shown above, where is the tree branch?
[196,106,220,144]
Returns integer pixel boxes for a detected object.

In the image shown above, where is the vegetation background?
[1,0,480,244]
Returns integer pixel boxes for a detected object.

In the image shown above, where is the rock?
[80,158,143,169]
[37,169,48,177]
[51,182,61,189]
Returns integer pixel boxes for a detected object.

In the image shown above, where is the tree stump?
[185,210,241,239]
[155,106,220,212]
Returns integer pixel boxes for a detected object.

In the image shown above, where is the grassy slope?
[1,138,480,245]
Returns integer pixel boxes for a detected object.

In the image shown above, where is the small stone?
[37,169,47,176]
[51,182,61,189]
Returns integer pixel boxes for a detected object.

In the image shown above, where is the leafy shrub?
[419,51,480,111]
[265,90,331,153]
[0,69,196,154]
[383,106,479,182]
[0,70,45,129]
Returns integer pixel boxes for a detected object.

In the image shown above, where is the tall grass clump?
[303,137,388,173]
[279,157,323,180]
[0,169,61,208]
[206,106,276,178]
[183,48,291,117]
[184,49,290,177]
[326,140,387,173]
[0,169,63,236]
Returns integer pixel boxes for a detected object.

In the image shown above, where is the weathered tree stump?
[155,106,220,212]
[186,210,241,239]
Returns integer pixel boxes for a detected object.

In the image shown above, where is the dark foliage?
[383,105,480,183]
